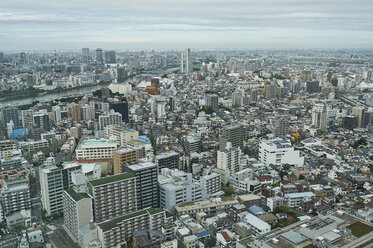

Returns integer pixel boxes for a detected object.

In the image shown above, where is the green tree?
[206,237,217,247]
[224,187,235,196]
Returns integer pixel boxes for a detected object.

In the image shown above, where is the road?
[48,233,66,248]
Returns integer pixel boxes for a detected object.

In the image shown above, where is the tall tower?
[181,48,192,73]
[311,104,327,130]
[82,48,90,63]
[96,48,103,64]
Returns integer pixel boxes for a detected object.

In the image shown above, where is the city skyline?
[0,0,373,50]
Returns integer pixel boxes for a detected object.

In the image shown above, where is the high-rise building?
[62,171,93,242]
[200,171,221,197]
[80,104,95,121]
[363,110,373,128]
[113,147,138,175]
[98,110,122,130]
[52,106,62,124]
[104,50,116,63]
[155,152,179,172]
[33,111,50,131]
[110,99,129,122]
[96,48,103,64]
[217,142,241,173]
[40,162,82,215]
[88,173,137,223]
[82,48,90,63]
[19,52,27,65]
[351,106,365,128]
[342,115,358,130]
[1,107,19,127]
[75,137,118,160]
[181,48,192,73]
[124,162,159,210]
[311,104,327,130]
[264,81,277,99]
[0,183,31,215]
[306,81,321,93]
[68,104,81,122]
[273,116,289,138]
[232,89,244,107]
[206,94,219,111]
[220,124,245,150]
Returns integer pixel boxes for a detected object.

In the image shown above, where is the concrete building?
[124,162,159,210]
[206,94,219,111]
[181,48,192,74]
[75,137,118,160]
[273,116,289,138]
[104,50,116,63]
[175,197,239,217]
[88,173,137,223]
[200,172,221,197]
[104,125,138,146]
[312,104,327,130]
[284,192,315,208]
[40,162,82,215]
[342,115,358,130]
[97,208,166,248]
[155,152,180,172]
[351,106,365,128]
[113,147,138,175]
[0,140,16,159]
[0,183,31,215]
[1,107,19,127]
[220,124,245,149]
[52,105,62,124]
[242,213,271,236]
[98,110,122,130]
[158,169,203,212]
[63,171,93,242]
[217,142,241,173]
[259,138,304,167]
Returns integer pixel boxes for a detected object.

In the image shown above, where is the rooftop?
[89,172,134,187]
[65,188,90,202]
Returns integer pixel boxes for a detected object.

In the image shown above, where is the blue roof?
[139,136,150,143]
[249,205,265,215]
[194,230,210,238]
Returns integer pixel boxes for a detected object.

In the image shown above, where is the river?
[0,67,179,107]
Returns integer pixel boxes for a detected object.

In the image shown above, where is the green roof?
[65,188,90,201]
[98,208,164,232]
[89,173,134,187]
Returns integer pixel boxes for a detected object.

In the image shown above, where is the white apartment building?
[200,172,221,197]
[0,140,16,159]
[75,137,118,160]
[158,169,204,212]
[98,110,122,130]
[242,213,271,236]
[259,138,304,167]
[267,197,285,211]
[40,162,82,215]
[284,192,315,208]
[217,142,241,173]
[311,103,327,130]
[104,125,139,146]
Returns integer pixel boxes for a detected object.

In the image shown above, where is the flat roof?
[65,188,90,202]
[89,172,134,187]
[281,230,307,245]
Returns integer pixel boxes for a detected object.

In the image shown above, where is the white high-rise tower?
[181,48,192,73]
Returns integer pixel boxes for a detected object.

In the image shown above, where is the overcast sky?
[1,0,373,50]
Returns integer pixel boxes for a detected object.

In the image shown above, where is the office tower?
[273,116,289,138]
[0,183,31,215]
[40,162,82,215]
[337,76,346,88]
[264,81,277,99]
[155,152,179,172]
[116,67,126,81]
[311,104,327,130]
[306,81,321,93]
[63,171,93,242]
[158,169,203,212]
[52,106,62,124]
[104,50,116,63]
[19,52,27,65]
[98,110,122,130]
[88,173,137,223]
[1,107,20,127]
[351,106,365,128]
[220,124,245,150]
[342,115,358,130]
[75,137,118,160]
[110,99,129,122]
[33,111,50,131]
[363,110,373,128]
[96,48,103,64]
[124,162,159,209]
[259,139,304,167]
[206,94,219,111]
[82,48,90,63]
[181,48,192,73]
[113,147,138,175]
[21,109,33,131]
[217,142,241,173]
[96,208,166,248]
